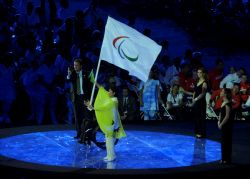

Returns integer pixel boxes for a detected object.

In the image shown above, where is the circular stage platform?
[0,123,249,178]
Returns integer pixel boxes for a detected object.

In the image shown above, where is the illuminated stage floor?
[0,122,249,178]
[0,130,220,169]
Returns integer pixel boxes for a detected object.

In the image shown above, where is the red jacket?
[210,89,223,110]
[208,68,224,91]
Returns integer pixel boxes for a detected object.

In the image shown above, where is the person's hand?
[159,100,164,106]
[84,100,90,107]
[217,121,222,129]
[87,106,93,111]
[67,67,72,76]
[121,112,127,120]
[242,104,247,109]
[113,121,119,130]
[84,100,93,110]
[192,98,198,103]
[187,101,194,107]
[240,89,247,94]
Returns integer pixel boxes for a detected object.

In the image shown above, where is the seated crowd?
[0,0,250,128]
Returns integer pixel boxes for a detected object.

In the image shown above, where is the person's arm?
[210,89,220,101]
[112,106,120,130]
[186,91,195,107]
[183,90,193,96]
[188,82,207,107]
[67,67,73,80]
[219,75,227,88]
[177,93,184,107]
[194,82,207,102]
[166,93,172,109]
[217,107,222,128]
[232,95,241,109]
[218,105,230,129]
[157,84,164,106]
[95,81,101,88]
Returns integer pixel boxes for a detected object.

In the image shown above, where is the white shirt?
[219,72,240,89]
[67,70,84,94]
[77,70,84,95]
[167,93,183,107]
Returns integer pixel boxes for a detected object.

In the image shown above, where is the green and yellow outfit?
[94,87,126,161]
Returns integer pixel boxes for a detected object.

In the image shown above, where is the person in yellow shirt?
[85,81,126,162]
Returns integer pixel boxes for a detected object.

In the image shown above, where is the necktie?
[76,74,81,95]
[123,97,128,110]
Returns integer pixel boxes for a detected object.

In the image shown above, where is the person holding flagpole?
[85,73,126,162]
[83,16,161,161]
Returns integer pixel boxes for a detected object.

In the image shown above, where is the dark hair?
[74,58,82,65]
[239,67,247,75]
[197,67,208,81]
[109,86,117,97]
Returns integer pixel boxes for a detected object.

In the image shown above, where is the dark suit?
[68,70,93,140]
[118,95,139,122]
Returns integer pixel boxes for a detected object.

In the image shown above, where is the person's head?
[109,86,117,97]
[232,83,240,94]
[180,63,190,73]
[122,87,129,97]
[197,67,206,80]
[229,66,236,74]
[109,76,116,84]
[223,88,232,102]
[215,58,224,70]
[73,58,82,72]
[241,74,248,83]
[220,88,226,97]
[238,67,246,77]
[171,84,179,94]
[149,68,158,79]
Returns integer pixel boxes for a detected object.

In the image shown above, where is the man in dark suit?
[67,58,93,143]
[118,87,139,123]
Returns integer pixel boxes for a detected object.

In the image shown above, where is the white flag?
[100,16,162,82]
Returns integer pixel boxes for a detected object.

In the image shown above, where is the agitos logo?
[112,36,139,62]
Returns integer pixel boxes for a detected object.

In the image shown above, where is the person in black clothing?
[118,87,139,123]
[188,67,208,138]
[67,58,93,143]
[218,88,234,164]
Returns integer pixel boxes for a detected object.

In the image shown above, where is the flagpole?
[90,58,102,105]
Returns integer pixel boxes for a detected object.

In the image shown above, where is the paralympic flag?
[100,16,162,82]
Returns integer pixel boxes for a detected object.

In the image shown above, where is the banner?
[100,16,162,82]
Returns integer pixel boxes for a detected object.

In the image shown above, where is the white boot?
[103,137,116,162]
